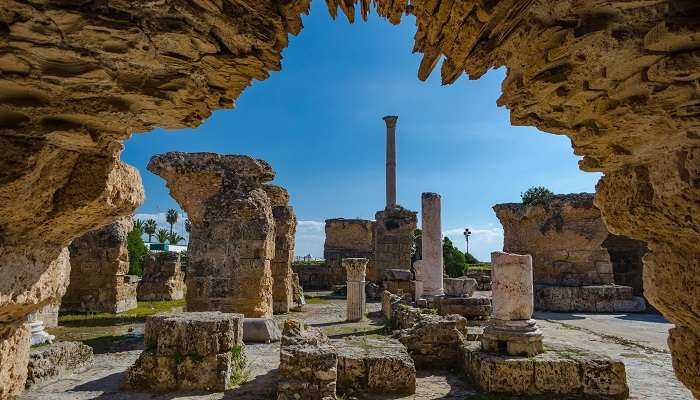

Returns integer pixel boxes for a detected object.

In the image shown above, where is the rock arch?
[0,0,698,396]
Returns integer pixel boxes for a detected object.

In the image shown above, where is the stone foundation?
[137,252,185,301]
[278,319,337,400]
[435,297,491,320]
[535,285,646,313]
[462,342,629,398]
[443,277,477,297]
[372,207,417,283]
[25,341,93,389]
[124,312,246,392]
[393,313,470,368]
[334,337,416,395]
[62,217,137,313]
[148,153,276,318]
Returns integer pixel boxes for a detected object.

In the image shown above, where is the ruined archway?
[1,0,698,396]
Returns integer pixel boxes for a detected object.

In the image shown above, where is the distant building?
[147,243,188,253]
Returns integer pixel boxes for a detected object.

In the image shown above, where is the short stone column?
[413,261,424,300]
[421,193,444,296]
[27,313,54,346]
[344,258,368,322]
[482,252,543,356]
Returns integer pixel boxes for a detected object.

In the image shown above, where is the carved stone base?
[482,319,543,357]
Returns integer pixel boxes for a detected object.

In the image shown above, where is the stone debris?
[461,341,629,398]
[63,217,137,313]
[435,297,491,321]
[148,152,276,317]
[334,337,416,395]
[124,312,246,392]
[394,313,471,368]
[25,341,93,389]
[464,270,492,291]
[242,318,281,343]
[536,285,646,313]
[265,184,297,315]
[383,268,413,297]
[278,319,338,400]
[137,251,186,301]
[443,277,477,298]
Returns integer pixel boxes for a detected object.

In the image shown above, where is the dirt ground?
[21,294,693,400]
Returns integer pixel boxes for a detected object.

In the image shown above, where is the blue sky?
[123,2,601,261]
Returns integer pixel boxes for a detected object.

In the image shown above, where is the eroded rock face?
[264,185,297,315]
[494,194,614,287]
[372,208,417,283]
[148,152,275,317]
[324,218,375,273]
[63,216,137,313]
[137,251,186,302]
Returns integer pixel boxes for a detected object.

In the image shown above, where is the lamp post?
[464,228,472,255]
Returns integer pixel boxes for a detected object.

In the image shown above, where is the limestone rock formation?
[372,207,417,283]
[148,152,276,318]
[137,251,186,301]
[1,0,699,395]
[63,217,137,313]
[324,218,375,272]
[264,184,297,315]
[25,341,93,389]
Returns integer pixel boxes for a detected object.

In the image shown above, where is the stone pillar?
[26,313,54,346]
[148,152,276,318]
[136,251,186,301]
[421,192,444,296]
[383,115,398,209]
[482,252,543,357]
[344,258,368,322]
[372,208,417,282]
[62,217,137,313]
[264,184,297,315]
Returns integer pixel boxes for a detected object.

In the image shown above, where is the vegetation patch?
[292,260,325,268]
[59,299,185,325]
[229,344,249,387]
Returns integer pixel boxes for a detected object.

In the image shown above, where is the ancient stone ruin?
[414,192,444,297]
[148,152,275,318]
[136,251,186,301]
[264,184,297,314]
[62,216,137,313]
[1,0,699,397]
[344,258,368,322]
[494,193,646,313]
[323,218,374,284]
[124,312,246,392]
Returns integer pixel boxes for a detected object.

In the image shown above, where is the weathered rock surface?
[137,251,185,301]
[372,207,417,283]
[1,0,699,395]
[443,277,477,298]
[264,185,296,315]
[292,263,346,290]
[242,318,281,343]
[148,152,276,318]
[436,297,491,320]
[278,319,337,400]
[25,341,93,389]
[536,285,646,313]
[464,269,492,291]
[334,337,416,395]
[603,234,649,298]
[324,218,374,276]
[63,217,137,313]
[462,342,629,398]
[125,311,246,392]
[394,313,470,368]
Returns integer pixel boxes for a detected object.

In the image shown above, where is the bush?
[443,237,466,278]
[127,226,147,276]
[464,251,479,264]
[521,186,554,204]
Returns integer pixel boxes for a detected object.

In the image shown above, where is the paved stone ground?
[21,294,692,400]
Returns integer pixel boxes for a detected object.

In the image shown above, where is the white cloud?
[442,225,504,262]
[295,220,325,258]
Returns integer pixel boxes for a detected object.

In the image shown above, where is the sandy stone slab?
[144,312,243,356]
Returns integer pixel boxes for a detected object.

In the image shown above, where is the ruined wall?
[494,194,614,287]
[1,0,699,395]
[372,208,417,283]
[603,234,648,298]
[264,184,297,314]
[292,264,346,290]
[63,217,137,313]
[148,152,275,318]
[137,251,186,301]
[324,218,375,270]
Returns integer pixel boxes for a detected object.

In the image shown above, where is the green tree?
[127,221,147,276]
[168,232,184,245]
[443,237,466,277]
[464,251,479,264]
[184,219,191,234]
[144,219,157,243]
[166,209,179,235]
[156,229,170,244]
[133,219,145,234]
[521,186,554,204]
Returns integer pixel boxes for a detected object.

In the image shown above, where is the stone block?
[334,337,416,395]
[383,269,412,281]
[25,341,93,389]
[443,277,477,297]
[435,297,491,319]
[582,359,629,397]
[144,312,243,356]
[243,318,281,343]
[613,297,646,312]
[137,251,186,301]
[533,353,582,393]
[394,314,468,368]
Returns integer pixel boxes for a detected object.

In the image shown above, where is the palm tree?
[166,209,179,235]
[144,219,157,243]
[133,218,145,234]
[184,219,191,234]
[168,232,185,245]
[156,229,170,244]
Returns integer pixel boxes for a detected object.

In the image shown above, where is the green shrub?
[443,237,466,277]
[521,186,554,204]
[127,225,147,276]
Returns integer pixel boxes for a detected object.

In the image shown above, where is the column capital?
[343,258,368,282]
[382,115,398,128]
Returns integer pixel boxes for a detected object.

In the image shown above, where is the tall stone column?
[344,258,368,322]
[421,192,444,296]
[383,115,398,209]
[148,152,276,318]
[264,184,297,315]
[482,252,543,356]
